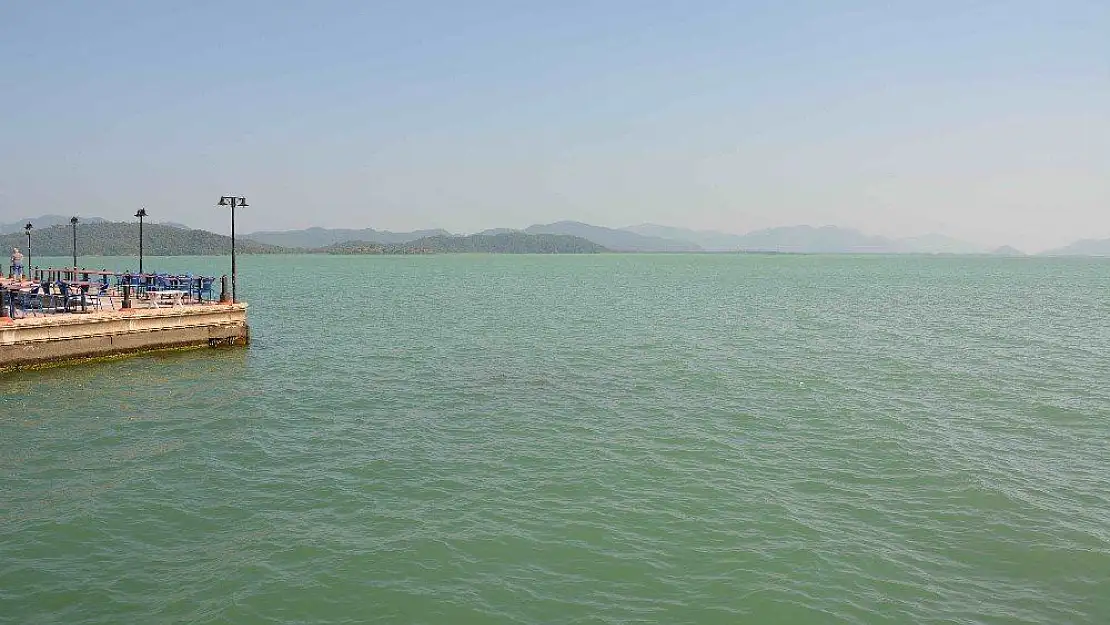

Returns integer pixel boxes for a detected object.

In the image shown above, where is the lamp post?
[217,196,248,303]
[70,216,78,275]
[24,223,32,279]
[135,208,147,274]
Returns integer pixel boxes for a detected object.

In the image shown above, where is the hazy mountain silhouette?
[623,224,747,251]
[1040,238,1110,256]
[473,228,521,236]
[625,224,985,254]
[0,221,284,256]
[1,215,109,234]
[892,233,985,254]
[524,221,700,252]
[244,226,453,248]
[730,225,895,253]
[18,214,1106,256]
[412,232,606,253]
[320,232,606,254]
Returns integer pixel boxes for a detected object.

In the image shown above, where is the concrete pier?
[0,304,249,372]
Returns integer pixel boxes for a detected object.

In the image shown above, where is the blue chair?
[57,280,87,312]
[121,273,142,296]
[181,274,193,302]
[56,281,73,312]
[45,281,68,313]
[197,276,215,302]
[19,285,43,317]
[39,281,56,313]
[86,282,111,310]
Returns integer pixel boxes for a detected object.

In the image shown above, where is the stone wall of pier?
[0,304,249,372]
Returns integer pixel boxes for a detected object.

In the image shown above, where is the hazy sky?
[1,1,1107,251]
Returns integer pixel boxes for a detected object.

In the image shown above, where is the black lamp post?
[217,196,248,303]
[24,223,32,279]
[70,216,78,274]
[135,208,147,274]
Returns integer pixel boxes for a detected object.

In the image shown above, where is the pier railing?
[2,267,226,319]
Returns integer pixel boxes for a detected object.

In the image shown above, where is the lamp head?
[238,197,249,207]
[70,217,78,225]
[24,223,32,232]
[135,208,147,218]
[218,196,230,206]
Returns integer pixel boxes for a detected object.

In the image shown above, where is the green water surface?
[2,254,1108,624]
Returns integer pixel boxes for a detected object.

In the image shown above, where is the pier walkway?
[1,268,248,371]
[1,267,221,319]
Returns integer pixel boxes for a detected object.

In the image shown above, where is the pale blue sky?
[1,1,1107,250]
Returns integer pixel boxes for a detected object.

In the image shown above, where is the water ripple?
[2,254,1109,623]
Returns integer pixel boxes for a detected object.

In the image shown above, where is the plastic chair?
[197,277,215,302]
[46,281,67,313]
[19,285,43,317]
[56,281,73,312]
[38,281,56,313]
[120,273,142,299]
[181,274,193,302]
[57,281,86,312]
[86,282,112,310]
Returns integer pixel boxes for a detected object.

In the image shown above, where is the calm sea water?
[2,254,1109,624]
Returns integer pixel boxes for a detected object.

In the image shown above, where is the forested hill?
[323,232,607,254]
[0,222,286,257]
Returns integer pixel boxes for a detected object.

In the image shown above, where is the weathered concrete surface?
[0,304,249,372]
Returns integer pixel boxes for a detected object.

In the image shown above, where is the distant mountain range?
[244,226,451,248]
[247,221,701,252]
[0,219,602,257]
[523,221,700,252]
[624,224,754,251]
[6,215,1110,256]
[183,221,1110,256]
[627,224,987,254]
[324,232,606,254]
[0,221,284,257]
[251,222,999,254]
[0,215,109,234]
[1040,238,1110,257]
